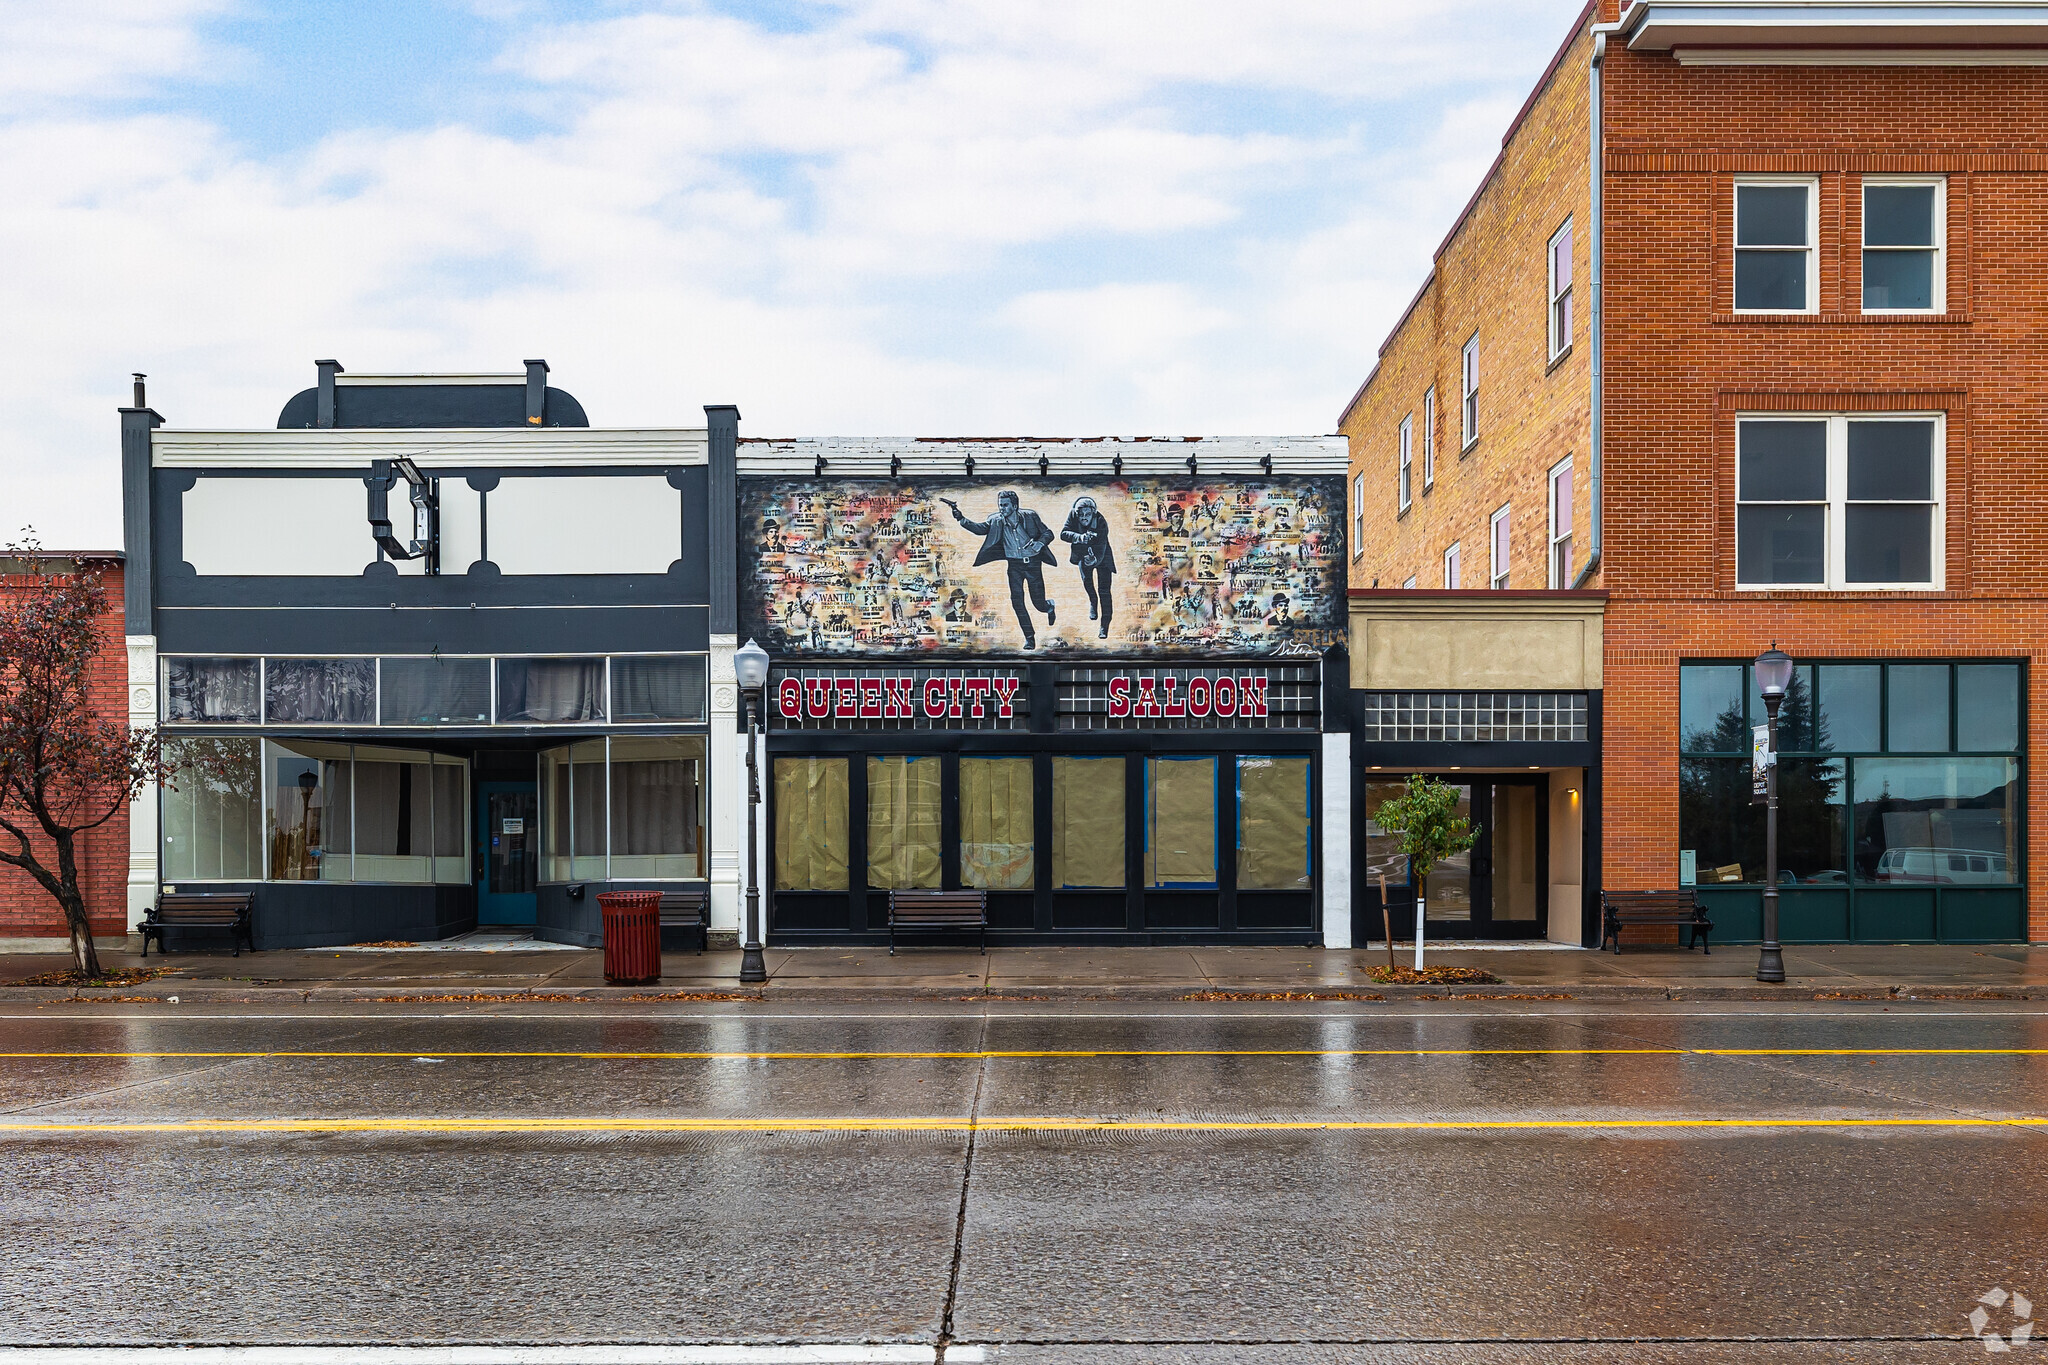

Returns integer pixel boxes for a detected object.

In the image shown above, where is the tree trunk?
[54,830,102,978]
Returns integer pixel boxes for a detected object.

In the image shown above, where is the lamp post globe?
[1754,645,1793,984]
[735,640,771,984]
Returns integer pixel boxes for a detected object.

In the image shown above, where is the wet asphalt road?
[2,1001,2047,1362]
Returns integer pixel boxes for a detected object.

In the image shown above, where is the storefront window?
[267,740,351,881]
[960,757,1034,890]
[163,658,261,723]
[868,755,942,889]
[1679,756,1847,885]
[612,656,707,722]
[1146,756,1218,889]
[1853,757,2017,884]
[499,658,606,723]
[1816,664,1880,751]
[379,657,491,726]
[1680,665,1745,753]
[1236,756,1310,890]
[1958,665,2021,752]
[1887,664,1949,751]
[1053,755,1124,889]
[540,740,608,879]
[161,737,262,880]
[775,756,849,890]
[1424,784,1474,918]
[1361,781,1411,889]
[352,746,436,883]
[265,659,375,725]
[610,737,705,878]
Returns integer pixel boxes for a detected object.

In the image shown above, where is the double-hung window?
[1461,336,1480,447]
[1735,415,1943,589]
[1547,219,1574,359]
[1351,473,1364,556]
[1489,505,1510,589]
[1863,178,1943,312]
[1422,387,1437,488]
[1547,457,1573,588]
[1397,415,1413,513]
[1735,179,1818,313]
[1442,541,1461,590]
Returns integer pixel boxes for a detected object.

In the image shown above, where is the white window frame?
[1460,335,1480,447]
[1733,412,1946,591]
[1352,472,1365,558]
[1422,387,1437,488]
[1733,177,1820,316]
[1489,504,1510,590]
[1442,541,1461,590]
[1397,415,1413,513]
[1547,218,1574,360]
[1547,456,1573,589]
[1861,176,1946,315]
[1401,575,1417,590]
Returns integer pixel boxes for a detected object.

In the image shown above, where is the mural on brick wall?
[739,478,1344,656]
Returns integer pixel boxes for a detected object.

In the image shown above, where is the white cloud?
[0,0,1588,545]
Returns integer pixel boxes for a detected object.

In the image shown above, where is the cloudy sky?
[3,0,1582,548]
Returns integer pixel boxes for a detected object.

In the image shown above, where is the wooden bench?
[1601,889,1713,955]
[887,889,988,955]
[659,890,710,954]
[141,892,254,957]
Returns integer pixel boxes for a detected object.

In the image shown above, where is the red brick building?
[0,554,132,948]
[1342,0,2048,945]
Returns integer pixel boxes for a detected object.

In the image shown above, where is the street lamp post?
[734,639,771,985]
[1754,645,1795,984]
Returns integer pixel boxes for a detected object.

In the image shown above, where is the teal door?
[477,781,538,926]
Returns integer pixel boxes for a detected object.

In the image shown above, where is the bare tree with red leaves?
[0,538,159,977]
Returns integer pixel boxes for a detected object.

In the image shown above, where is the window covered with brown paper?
[867,755,942,889]
[1146,756,1218,889]
[960,757,1034,890]
[1053,755,1124,888]
[1237,755,1311,890]
[774,756,849,890]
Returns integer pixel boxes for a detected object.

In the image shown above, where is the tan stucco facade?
[1349,591,1604,691]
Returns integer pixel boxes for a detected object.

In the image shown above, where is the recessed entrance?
[477,779,538,926]
[1358,775,1548,939]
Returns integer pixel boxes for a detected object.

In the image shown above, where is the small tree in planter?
[1371,774,1478,972]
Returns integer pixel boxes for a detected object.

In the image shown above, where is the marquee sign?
[1107,673,1268,719]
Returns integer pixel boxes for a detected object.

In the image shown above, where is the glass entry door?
[1358,776,1547,939]
[477,781,538,926]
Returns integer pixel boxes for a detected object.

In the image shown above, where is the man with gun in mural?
[1060,495,1117,640]
[942,490,1058,649]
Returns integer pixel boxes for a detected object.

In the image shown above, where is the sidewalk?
[1,937,2043,1003]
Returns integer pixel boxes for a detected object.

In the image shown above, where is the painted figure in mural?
[1265,592,1293,627]
[1059,496,1117,640]
[942,492,1058,648]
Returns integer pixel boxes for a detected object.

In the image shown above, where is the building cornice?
[1622,0,2048,55]
[736,435,1349,477]
[150,427,710,469]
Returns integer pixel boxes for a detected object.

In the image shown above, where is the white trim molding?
[735,435,1349,476]
[125,633,159,934]
[153,428,711,469]
[1623,0,2048,54]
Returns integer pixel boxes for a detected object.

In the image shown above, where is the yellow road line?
[5,1047,2048,1059]
[0,1115,2043,1134]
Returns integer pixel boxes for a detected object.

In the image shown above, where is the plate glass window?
[498,658,606,723]
[1863,180,1942,312]
[1052,755,1124,888]
[1236,756,1311,890]
[611,655,707,722]
[868,755,942,889]
[1547,219,1573,358]
[773,756,849,890]
[1397,416,1413,512]
[163,657,260,723]
[1547,458,1573,588]
[1146,756,1218,889]
[160,737,262,879]
[378,657,491,725]
[265,658,374,725]
[1461,336,1479,446]
[1735,180,1816,311]
[1490,505,1510,589]
[960,757,1034,890]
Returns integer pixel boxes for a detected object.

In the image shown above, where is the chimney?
[131,373,146,408]
[524,359,549,426]
[315,360,343,428]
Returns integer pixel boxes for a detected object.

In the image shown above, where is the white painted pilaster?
[1320,732,1352,949]
[707,634,741,934]
[125,634,159,935]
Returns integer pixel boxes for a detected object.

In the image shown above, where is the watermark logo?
[1970,1287,2034,1352]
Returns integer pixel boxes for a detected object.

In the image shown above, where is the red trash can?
[597,890,662,986]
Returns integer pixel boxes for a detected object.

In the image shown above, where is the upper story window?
[1397,415,1414,513]
[1422,387,1437,487]
[1735,179,1818,313]
[1863,179,1944,313]
[1490,504,1510,589]
[1735,415,1943,590]
[1460,336,1480,447]
[1547,457,1574,589]
[1402,575,1418,590]
[1442,541,1461,590]
[1547,219,1574,359]
[1352,473,1365,557]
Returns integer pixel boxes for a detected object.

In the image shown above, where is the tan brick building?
[1341,0,2048,947]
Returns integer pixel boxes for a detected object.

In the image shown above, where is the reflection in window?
[267,740,351,881]
[1361,782,1412,889]
[774,756,849,891]
[1237,756,1311,890]
[265,659,374,724]
[1424,784,1474,919]
[960,757,1034,890]
[1957,665,2020,752]
[1888,664,1949,752]
[379,657,490,725]
[1854,757,2016,884]
[613,656,707,722]
[609,736,705,879]
[1679,665,1746,753]
[499,658,606,723]
[1053,756,1124,888]
[1816,665,1881,751]
[161,737,262,880]
[1145,757,1218,889]
[1680,756,1846,885]
[540,740,608,880]
[163,658,261,723]
[868,755,942,889]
